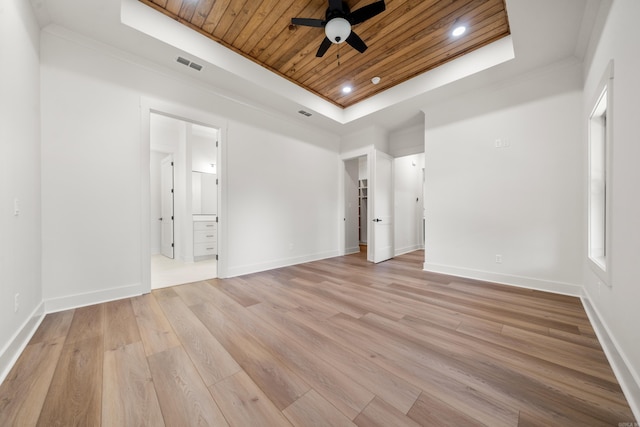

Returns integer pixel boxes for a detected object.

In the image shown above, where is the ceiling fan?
[291,0,386,57]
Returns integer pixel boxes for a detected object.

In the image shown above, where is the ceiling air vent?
[176,56,203,71]
[298,110,312,117]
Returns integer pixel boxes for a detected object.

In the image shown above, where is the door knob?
[373,218,382,222]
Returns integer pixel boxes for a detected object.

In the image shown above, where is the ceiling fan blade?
[328,0,344,12]
[346,31,368,53]
[349,1,386,25]
[316,37,333,57]
[291,17,325,27]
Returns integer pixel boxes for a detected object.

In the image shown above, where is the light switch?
[13,198,19,216]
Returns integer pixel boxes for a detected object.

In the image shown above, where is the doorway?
[149,112,219,289]
[342,149,394,263]
[344,156,364,255]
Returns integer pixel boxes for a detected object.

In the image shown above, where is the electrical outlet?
[494,139,511,149]
[495,254,502,264]
[14,293,19,313]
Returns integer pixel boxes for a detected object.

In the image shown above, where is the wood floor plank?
[249,301,421,415]
[363,311,633,424]
[500,324,614,380]
[37,336,103,427]
[28,310,74,345]
[325,313,521,426]
[130,293,181,356]
[407,392,485,427]
[287,278,369,318]
[283,389,356,427]
[209,371,292,426]
[102,341,164,427]
[190,301,311,411]
[147,346,228,427]
[204,286,376,420]
[65,304,104,344]
[208,277,261,307]
[103,298,141,351]
[0,249,634,426]
[156,290,241,386]
[0,337,65,426]
[353,397,421,427]
[405,311,633,413]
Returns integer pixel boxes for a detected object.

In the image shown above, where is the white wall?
[389,124,424,157]
[394,154,424,255]
[40,28,340,309]
[0,0,44,381]
[422,60,584,296]
[225,121,340,276]
[582,0,640,417]
[341,126,389,154]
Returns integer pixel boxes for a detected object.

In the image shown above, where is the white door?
[160,155,174,259]
[371,150,394,263]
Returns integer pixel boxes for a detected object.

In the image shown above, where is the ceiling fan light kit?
[325,17,351,43]
[291,0,386,58]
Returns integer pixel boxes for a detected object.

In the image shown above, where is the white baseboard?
[45,282,147,314]
[581,293,640,423]
[395,244,424,256]
[345,246,361,255]
[225,250,340,278]
[0,302,46,385]
[423,262,583,296]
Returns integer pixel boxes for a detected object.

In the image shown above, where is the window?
[588,61,613,283]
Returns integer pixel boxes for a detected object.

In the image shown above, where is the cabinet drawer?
[194,229,216,243]
[194,221,216,231]
[194,242,217,257]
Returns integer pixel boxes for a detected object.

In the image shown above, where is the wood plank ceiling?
[139,0,510,108]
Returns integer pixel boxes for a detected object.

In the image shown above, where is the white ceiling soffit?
[120,0,514,125]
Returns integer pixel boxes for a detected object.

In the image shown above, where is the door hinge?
[171,161,174,166]
[215,254,218,260]
[171,216,174,220]
[171,188,174,193]
[216,178,219,185]
[216,216,219,223]
[216,140,218,147]
[171,243,174,248]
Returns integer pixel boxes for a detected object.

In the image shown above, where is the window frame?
[587,60,614,286]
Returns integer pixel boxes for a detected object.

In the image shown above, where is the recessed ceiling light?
[371,77,381,85]
[342,86,352,94]
[452,25,466,37]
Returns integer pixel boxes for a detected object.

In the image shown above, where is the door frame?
[339,147,372,261]
[140,97,228,293]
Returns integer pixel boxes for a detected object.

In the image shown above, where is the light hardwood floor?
[0,250,635,426]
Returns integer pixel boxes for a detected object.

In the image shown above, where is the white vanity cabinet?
[193,219,217,259]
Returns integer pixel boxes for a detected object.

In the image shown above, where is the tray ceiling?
[139,0,511,108]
